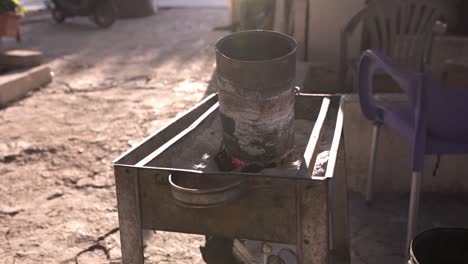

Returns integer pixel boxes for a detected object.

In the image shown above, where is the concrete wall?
[305,0,459,71]
[307,0,366,66]
[152,0,158,12]
[430,35,468,85]
[342,94,468,194]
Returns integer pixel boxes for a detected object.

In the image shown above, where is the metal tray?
[120,93,339,207]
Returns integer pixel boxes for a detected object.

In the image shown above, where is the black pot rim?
[215,30,297,63]
[409,227,468,264]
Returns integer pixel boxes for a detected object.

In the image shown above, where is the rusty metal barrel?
[215,30,297,165]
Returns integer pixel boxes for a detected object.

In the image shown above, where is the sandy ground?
[0,8,227,264]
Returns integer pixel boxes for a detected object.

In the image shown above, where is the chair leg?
[366,124,380,205]
[406,171,422,254]
[442,70,449,86]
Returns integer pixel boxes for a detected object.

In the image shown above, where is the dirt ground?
[0,8,228,264]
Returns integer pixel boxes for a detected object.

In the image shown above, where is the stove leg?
[329,140,350,263]
[115,166,144,264]
[296,181,329,264]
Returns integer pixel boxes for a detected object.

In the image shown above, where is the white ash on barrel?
[215,30,297,165]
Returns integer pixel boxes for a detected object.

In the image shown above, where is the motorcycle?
[45,0,117,28]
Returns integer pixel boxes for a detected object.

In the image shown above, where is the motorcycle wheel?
[92,0,117,28]
[52,8,66,24]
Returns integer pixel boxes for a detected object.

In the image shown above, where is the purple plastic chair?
[358,49,468,251]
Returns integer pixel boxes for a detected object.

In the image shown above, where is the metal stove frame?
[113,93,350,264]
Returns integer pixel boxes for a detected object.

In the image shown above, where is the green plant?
[0,0,25,15]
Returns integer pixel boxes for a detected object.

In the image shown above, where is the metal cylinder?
[409,228,468,264]
[215,30,296,164]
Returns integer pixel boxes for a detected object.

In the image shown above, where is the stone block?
[0,65,52,107]
[0,50,44,69]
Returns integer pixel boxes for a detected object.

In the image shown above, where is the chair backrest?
[362,0,446,71]
[424,78,468,143]
[358,49,468,146]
